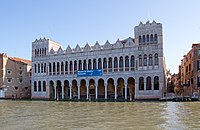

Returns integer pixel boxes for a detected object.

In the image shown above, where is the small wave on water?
[0,101,200,130]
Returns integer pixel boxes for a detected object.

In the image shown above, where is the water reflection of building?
[0,53,31,98]
[180,44,200,97]
[31,21,166,100]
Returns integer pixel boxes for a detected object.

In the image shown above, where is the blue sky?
[0,0,200,73]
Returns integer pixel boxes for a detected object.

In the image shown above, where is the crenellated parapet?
[32,21,162,57]
[45,37,135,55]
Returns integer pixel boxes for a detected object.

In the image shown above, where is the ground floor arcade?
[32,76,161,100]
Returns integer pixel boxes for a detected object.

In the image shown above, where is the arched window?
[41,64,43,73]
[108,57,112,72]
[35,49,37,57]
[42,48,44,56]
[143,54,147,66]
[83,60,87,70]
[125,56,129,71]
[155,53,159,65]
[88,59,91,70]
[34,81,37,91]
[78,60,81,70]
[114,57,118,71]
[38,64,40,73]
[139,77,144,90]
[74,60,77,72]
[131,55,135,71]
[44,63,46,73]
[43,81,46,92]
[37,49,39,56]
[147,34,149,42]
[49,63,51,74]
[146,77,151,90]
[149,54,153,66]
[35,64,37,73]
[103,58,107,72]
[142,35,145,42]
[93,59,97,69]
[57,62,60,74]
[150,34,153,42]
[119,56,123,71]
[53,62,55,75]
[98,58,102,69]
[139,36,142,43]
[45,48,47,56]
[70,61,73,74]
[39,48,42,56]
[154,34,158,42]
[60,62,63,74]
[154,76,159,90]
[139,55,142,66]
[66,61,69,73]
[38,81,41,91]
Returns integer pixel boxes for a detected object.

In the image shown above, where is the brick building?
[180,44,200,96]
[0,53,31,98]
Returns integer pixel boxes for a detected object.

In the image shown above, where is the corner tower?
[134,20,163,48]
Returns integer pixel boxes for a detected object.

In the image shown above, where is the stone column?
[72,60,74,74]
[78,82,80,100]
[77,60,79,71]
[62,83,64,99]
[123,56,125,72]
[46,80,49,98]
[97,59,99,69]
[51,62,53,75]
[112,58,114,72]
[86,60,88,70]
[125,83,127,100]
[47,64,49,75]
[106,58,108,73]
[118,57,119,72]
[135,83,138,99]
[144,81,146,91]
[91,59,93,70]
[54,81,57,99]
[41,81,43,92]
[129,56,131,71]
[101,58,103,70]
[115,82,117,100]
[67,61,69,74]
[82,60,84,70]
[86,82,89,100]
[70,84,72,99]
[105,83,107,99]
[40,64,41,74]
[55,62,57,75]
[36,81,38,92]
[95,84,98,100]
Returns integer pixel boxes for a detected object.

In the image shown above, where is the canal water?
[0,100,200,130]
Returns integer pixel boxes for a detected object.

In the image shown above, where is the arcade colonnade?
[33,76,160,100]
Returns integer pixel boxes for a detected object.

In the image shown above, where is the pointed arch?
[146,77,151,90]
[155,53,159,65]
[139,77,144,90]
[154,76,159,90]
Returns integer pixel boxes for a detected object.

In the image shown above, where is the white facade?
[31,21,166,100]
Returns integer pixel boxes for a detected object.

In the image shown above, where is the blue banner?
[77,69,102,77]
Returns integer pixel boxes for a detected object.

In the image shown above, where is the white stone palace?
[31,21,167,100]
